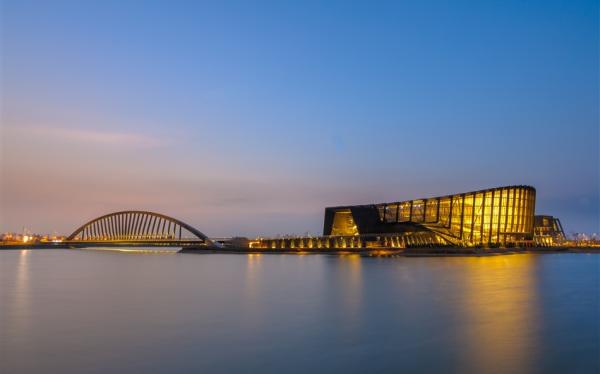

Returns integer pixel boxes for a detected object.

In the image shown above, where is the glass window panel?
[376,205,385,222]
[438,198,451,226]
[509,188,517,232]
[462,194,474,242]
[425,198,438,223]
[517,189,524,232]
[411,200,425,223]
[331,210,358,236]
[500,189,508,233]
[472,193,483,244]
[399,202,411,222]
[526,191,534,233]
[450,195,463,237]
[385,204,398,223]
[522,189,528,232]
[482,191,493,244]
[491,190,500,243]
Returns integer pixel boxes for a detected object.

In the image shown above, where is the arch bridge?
[66,211,214,247]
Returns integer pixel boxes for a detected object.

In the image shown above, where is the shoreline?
[1,243,598,257]
[179,246,600,257]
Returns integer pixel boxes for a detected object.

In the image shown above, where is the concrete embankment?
[2,244,598,256]
[0,243,69,250]
[179,247,404,257]
[179,246,599,257]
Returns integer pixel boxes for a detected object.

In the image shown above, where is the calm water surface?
[1,249,598,373]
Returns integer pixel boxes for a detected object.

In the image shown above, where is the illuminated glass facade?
[323,186,536,247]
[533,215,565,246]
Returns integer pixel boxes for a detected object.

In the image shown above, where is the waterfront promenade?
[2,242,598,257]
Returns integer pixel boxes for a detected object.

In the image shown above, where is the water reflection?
[244,254,263,304]
[0,251,596,373]
[241,253,267,335]
[13,250,31,340]
[458,255,540,373]
[0,249,33,356]
[336,255,363,337]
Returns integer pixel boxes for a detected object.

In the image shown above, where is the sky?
[1,0,598,237]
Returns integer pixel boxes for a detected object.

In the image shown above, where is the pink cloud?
[12,125,168,148]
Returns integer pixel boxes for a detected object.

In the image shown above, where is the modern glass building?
[323,185,536,247]
[533,215,565,246]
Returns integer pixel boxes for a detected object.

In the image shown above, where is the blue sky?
[1,0,598,236]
